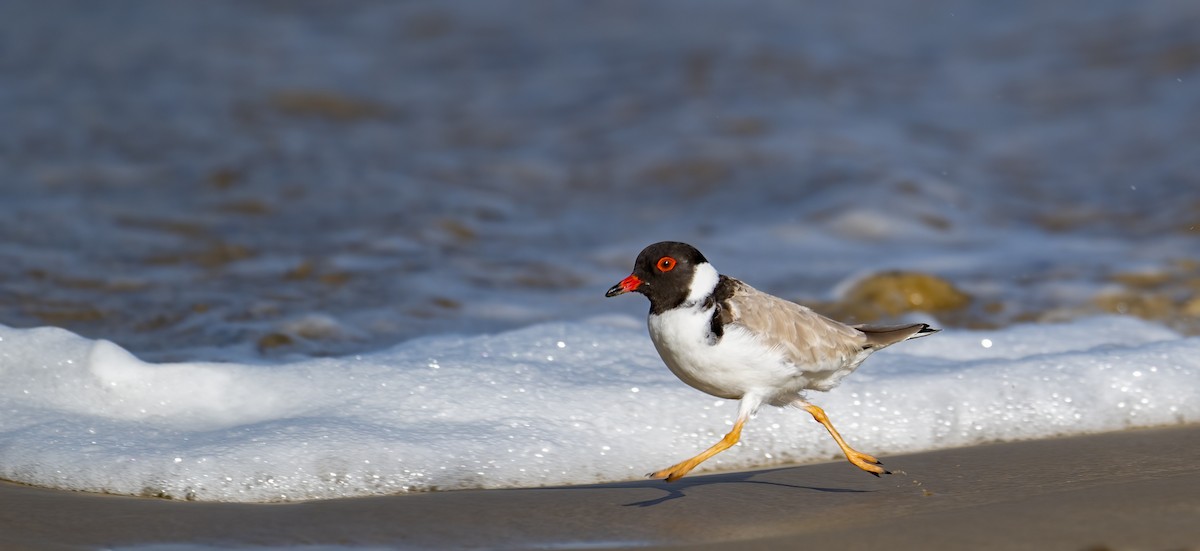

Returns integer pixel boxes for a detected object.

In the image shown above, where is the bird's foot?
[644,417,747,483]
[646,460,697,482]
[845,449,890,477]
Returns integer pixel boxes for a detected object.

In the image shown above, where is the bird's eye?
[657,256,677,272]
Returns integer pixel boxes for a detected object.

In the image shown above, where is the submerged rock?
[834,271,971,321]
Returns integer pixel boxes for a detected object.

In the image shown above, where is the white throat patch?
[685,262,720,305]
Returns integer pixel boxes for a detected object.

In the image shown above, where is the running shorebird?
[606,241,938,481]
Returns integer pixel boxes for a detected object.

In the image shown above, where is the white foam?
[1,316,1196,502]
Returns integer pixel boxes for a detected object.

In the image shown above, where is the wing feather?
[721,279,866,372]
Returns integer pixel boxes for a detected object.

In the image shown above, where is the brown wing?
[721,279,867,371]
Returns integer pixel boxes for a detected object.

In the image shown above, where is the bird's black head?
[605,241,710,313]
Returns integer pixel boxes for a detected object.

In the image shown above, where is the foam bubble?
[1,316,1196,502]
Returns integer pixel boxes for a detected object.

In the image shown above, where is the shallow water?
[2,1,1197,361]
[1,1,1199,500]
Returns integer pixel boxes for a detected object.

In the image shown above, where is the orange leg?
[648,415,748,482]
[801,404,889,476]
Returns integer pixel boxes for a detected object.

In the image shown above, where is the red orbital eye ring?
[657,256,676,272]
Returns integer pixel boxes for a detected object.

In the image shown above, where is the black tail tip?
[915,324,940,337]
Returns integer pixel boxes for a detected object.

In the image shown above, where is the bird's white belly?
[648,307,799,400]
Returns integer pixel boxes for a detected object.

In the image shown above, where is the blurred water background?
[1,0,1197,360]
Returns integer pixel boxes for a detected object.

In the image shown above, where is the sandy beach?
[2,424,1197,550]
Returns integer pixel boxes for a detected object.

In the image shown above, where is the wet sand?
[2,424,1198,550]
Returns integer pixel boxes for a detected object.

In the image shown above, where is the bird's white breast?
[647,305,799,401]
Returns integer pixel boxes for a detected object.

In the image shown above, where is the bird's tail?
[856,323,939,349]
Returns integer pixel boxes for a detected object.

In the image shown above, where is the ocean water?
[1,1,1199,501]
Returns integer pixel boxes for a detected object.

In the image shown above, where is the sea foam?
[0,315,1196,502]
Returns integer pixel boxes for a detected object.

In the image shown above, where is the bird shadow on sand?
[539,467,870,508]
[621,469,870,507]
